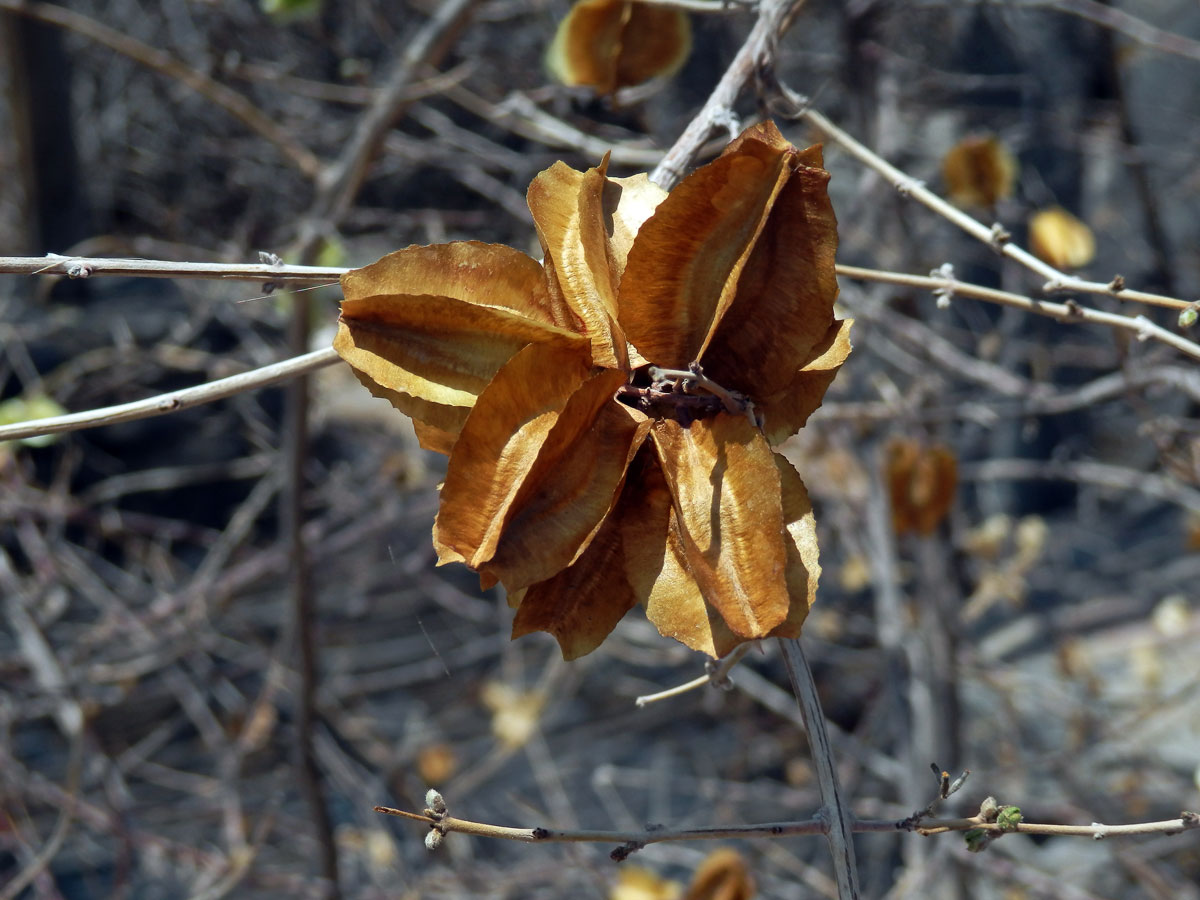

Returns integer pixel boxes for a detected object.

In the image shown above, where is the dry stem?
[374,801,1199,847]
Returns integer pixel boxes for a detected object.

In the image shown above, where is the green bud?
[964,829,989,852]
[997,806,1023,830]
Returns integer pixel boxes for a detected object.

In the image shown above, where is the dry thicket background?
[2,1,1200,898]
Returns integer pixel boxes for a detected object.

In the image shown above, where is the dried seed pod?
[1029,206,1095,269]
[886,438,958,536]
[942,134,1017,208]
[546,0,692,94]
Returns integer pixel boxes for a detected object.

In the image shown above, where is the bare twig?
[634,642,751,707]
[0,347,339,442]
[651,0,809,188]
[836,264,1200,362]
[0,573,86,900]
[283,5,482,895]
[3,249,1199,447]
[299,0,484,244]
[638,0,755,11]
[0,254,341,281]
[442,85,675,166]
[373,798,1200,846]
[796,107,1193,313]
[779,638,861,900]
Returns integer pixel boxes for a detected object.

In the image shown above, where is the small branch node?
[258,250,284,293]
[611,841,644,862]
[1042,278,1068,294]
[930,263,956,309]
[1108,274,1126,292]
[1064,299,1083,317]
[895,176,926,197]
[947,769,971,798]
[988,222,1011,247]
[1133,315,1154,342]
[1091,823,1106,841]
[710,107,742,141]
[996,806,1023,832]
[704,659,735,691]
[66,260,93,279]
[425,788,447,818]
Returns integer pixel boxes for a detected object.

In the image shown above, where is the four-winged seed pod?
[334,121,851,659]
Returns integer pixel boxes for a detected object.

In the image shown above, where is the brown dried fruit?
[684,848,755,900]
[886,438,957,536]
[335,121,850,658]
[942,135,1017,208]
[547,0,692,95]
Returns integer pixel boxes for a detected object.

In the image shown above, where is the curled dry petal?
[756,318,853,447]
[527,158,627,369]
[433,342,597,568]
[620,137,791,370]
[703,149,839,400]
[335,242,583,450]
[511,446,667,659]
[639,446,818,657]
[649,414,790,639]
[765,453,820,641]
[480,377,651,590]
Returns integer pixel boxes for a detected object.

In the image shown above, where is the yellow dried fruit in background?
[415,743,457,785]
[1029,206,1095,269]
[547,0,691,94]
[942,134,1017,208]
[480,682,545,749]
[612,866,682,900]
[684,848,755,900]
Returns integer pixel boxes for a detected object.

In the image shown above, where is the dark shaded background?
[2,2,1199,898]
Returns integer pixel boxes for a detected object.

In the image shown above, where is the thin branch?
[0,255,341,282]
[779,638,861,900]
[373,801,1200,846]
[0,0,321,176]
[1,580,86,900]
[835,264,1200,362]
[651,0,809,188]
[3,254,1198,445]
[442,85,674,167]
[797,107,1193,313]
[637,0,756,11]
[635,642,751,707]
[0,347,340,443]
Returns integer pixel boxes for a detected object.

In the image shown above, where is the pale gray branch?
[0,348,340,442]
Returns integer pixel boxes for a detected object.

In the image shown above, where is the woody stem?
[648,366,751,419]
